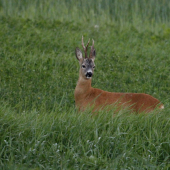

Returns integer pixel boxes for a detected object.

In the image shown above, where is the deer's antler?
[89,39,95,58]
[82,36,90,58]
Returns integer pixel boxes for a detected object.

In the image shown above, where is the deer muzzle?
[86,72,93,78]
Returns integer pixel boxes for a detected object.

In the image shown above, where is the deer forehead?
[83,58,95,66]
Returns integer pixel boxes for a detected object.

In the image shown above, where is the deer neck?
[75,71,92,99]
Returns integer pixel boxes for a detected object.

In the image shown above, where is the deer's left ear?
[75,48,83,61]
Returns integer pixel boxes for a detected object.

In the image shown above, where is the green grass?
[0,0,170,169]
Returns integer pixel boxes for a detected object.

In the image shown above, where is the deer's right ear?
[75,48,83,61]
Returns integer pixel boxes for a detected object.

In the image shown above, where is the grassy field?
[0,0,170,169]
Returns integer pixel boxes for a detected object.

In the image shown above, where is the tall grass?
[0,103,170,169]
[1,0,170,26]
[0,0,170,169]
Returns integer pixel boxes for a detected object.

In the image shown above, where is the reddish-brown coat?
[74,76,163,113]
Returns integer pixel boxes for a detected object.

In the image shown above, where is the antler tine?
[90,39,95,58]
[91,39,94,49]
[82,36,86,51]
[81,36,90,58]
[86,38,90,49]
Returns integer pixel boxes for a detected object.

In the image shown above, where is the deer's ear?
[75,48,83,61]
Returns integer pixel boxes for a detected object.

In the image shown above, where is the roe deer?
[74,36,164,113]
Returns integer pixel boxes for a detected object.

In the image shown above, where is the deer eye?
[93,66,95,69]
[82,65,86,68]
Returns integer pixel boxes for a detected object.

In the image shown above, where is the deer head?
[75,36,96,79]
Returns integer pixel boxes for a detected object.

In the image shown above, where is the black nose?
[86,72,93,77]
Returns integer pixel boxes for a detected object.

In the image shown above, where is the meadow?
[0,0,170,169]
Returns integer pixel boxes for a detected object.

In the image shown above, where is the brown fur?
[75,73,163,113]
